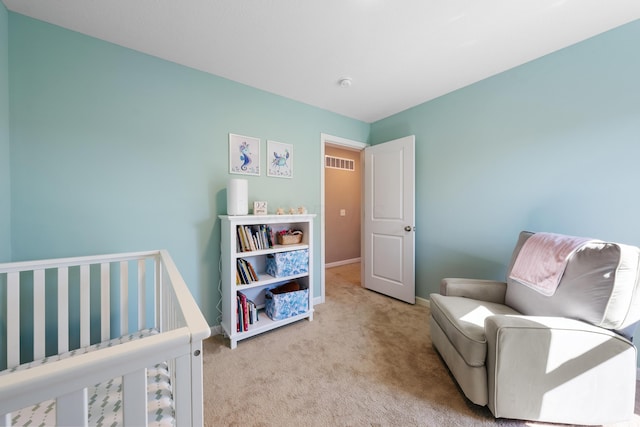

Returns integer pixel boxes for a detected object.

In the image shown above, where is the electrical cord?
[216,239,223,332]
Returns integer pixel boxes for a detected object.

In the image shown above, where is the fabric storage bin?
[266,249,309,277]
[265,285,309,320]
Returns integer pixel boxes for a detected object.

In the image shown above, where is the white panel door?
[363,135,415,303]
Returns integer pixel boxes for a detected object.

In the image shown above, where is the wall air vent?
[325,155,355,171]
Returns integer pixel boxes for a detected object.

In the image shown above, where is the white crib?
[0,250,211,426]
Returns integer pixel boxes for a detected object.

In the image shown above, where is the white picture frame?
[267,140,293,178]
[229,133,260,176]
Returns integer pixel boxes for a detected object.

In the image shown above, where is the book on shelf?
[246,226,257,251]
[236,259,249,284]
[236,225,274,252]
[237,291,259,332]
[236,258,258,285]
[239,292,249,331]
[263,226,273,248]
[246,261,258,282]
[236,295,242,332]
[237,226,250,252]
[249,299,258,323]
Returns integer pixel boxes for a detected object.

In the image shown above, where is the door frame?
[319,133,368,304]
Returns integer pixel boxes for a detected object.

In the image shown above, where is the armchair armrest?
[440,278,507,304]
[484,315,636,424]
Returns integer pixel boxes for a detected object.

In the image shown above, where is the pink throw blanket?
[509,232,594,296]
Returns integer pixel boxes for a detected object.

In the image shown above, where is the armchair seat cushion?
[430,293,520,367]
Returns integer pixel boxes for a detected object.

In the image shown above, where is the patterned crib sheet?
[1,329,175,427]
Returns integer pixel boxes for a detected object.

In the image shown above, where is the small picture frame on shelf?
[267,140,293,178]
[229,133,260,176]
[253,201,268,215]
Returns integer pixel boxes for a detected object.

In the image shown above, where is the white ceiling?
[3,1,640,123]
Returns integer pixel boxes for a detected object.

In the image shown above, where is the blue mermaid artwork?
[239,141,252,171]
[229,134,260,175]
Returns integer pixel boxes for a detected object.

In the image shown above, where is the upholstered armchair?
[430,231,640,425]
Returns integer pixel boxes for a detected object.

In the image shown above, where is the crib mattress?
[2,329,175,427]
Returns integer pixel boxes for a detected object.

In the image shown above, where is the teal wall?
[7,13,369,326]
[6,10,640,335]
[371,20,640,302]
[0,3,10,262]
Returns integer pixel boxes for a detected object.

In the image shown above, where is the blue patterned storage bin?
[266,249,309,277]
[265,286,309,320]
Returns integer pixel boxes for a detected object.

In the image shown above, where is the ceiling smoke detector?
[338,78,352,88]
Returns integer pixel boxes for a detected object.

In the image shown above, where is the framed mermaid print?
[229,133,260,176]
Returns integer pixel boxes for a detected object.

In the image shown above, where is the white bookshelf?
[219,214,315,349]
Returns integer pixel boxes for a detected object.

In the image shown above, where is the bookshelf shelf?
[236,271,310,290]
[234,243,309,257]
[229,310,311,342]
[219,214,315,349]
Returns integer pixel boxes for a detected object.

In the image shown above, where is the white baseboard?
[416,296,430,307]
[325,258,361,269]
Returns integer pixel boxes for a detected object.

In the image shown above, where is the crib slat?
[100,262,110,341]
[80,264,90,347]
[58,267,69,354]
[7,272,20,368]
[138,259,146,330]
[161,279,169,331]
[33,269,46,360]
[1,413,11,427]
[57,388,88,427]
[123,369,148,426]
[120,261,129,336]
[155,258,161,331]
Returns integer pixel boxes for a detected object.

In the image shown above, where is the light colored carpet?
[202,263,640,427]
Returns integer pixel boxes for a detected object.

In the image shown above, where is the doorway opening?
[319,134,367,304]
[324,144,361,268]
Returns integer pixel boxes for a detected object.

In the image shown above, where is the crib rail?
[0,250,211,426]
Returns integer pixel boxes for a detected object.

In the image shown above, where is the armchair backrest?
[505,231,640,340]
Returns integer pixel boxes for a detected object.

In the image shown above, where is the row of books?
[237,225,274,252]
[236,258,258,285]
[237,291,259,332]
